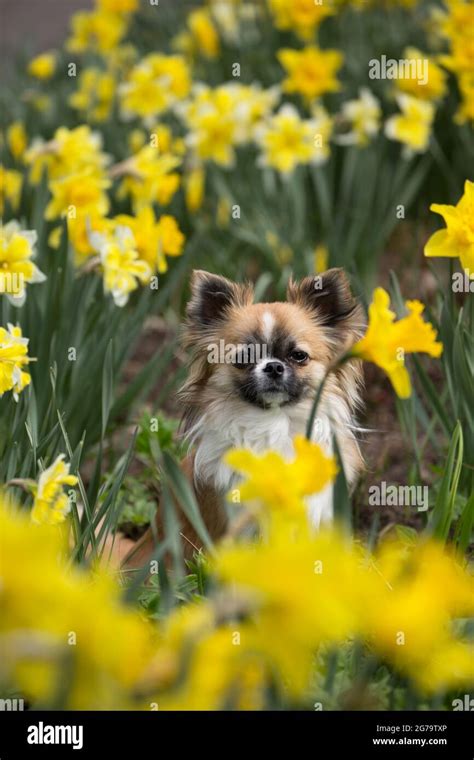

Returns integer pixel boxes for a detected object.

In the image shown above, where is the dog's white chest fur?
[189,395,355,529]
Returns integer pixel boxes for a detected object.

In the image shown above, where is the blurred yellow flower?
[455,71,474,124]
[30,455,78,526]
[336,88,381,147]
[435,0,474,124]
[128,128,146,154]
[267,0,334,40]
[25,125,110,185]
[0,221,45,306]
[395,47,447,102]
[154,215,185,264]
[185,165,205,212]
[0,165,22,215]
[385,94,435,154]
[67,9,127,53]
[425,179,474,276]
[226,435,337,524]
[0,323,32,400]
[7,122,27,161]
[278,46,343,102]
[352,287,443,399]
[233,84,281,141]
[214,527,370,696]
[367,538,474,693]
[115,145,181,211]
[69,67,116,122]
[120,53,191,123]
[187,8,220,59]
[148,603,267,711]
[91,225,151,306]
[45,170,111,220]
[0,497,154,708]
[115,207,185,273]
[27,51,56,80]
[179,84,240,167]
[256,104,331,174]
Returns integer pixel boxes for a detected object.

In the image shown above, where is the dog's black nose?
[262,360,285,378]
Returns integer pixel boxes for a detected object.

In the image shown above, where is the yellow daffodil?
[434,0,474,124]
[185,165,205,212]
[278,46,343,102]
[27,51,56,80]
[91,225,151,307]
[0,323,32,400]
[69,67,116,122]
[385,94,435,154]
[233,84,281,141]
[395,47,447,102]
[0,496,154,708]
[214,527,371,696]
[120,53,191,123]
[49,213,113,264]
[351,287,443,399]
[115,145,181,211]
[25,125,110,185]
[30,455,78,526]
[435,0,473,41]
[336,88,381,147]
[267,0,335,41]
[255,104,331,174]
[67,9,127,53]
[45,170,111,220]
[0,221,46,306]
[128,128,146,154]
[425,179,474,276]
[0,165,22,215]
[455,72,474,125]
[367,538,474,693]
[226,435,337,524]
[7,122,27,161]
[187,8,220,59]
[179,84,241,167]
[208,0,240,44]
[115,207,185,273]
[148,603,267,711]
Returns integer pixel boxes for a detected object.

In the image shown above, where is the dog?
[123,268,365,569]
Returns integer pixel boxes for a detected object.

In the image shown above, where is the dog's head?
[180,269,364,416]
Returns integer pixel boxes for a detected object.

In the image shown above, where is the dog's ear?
[287,268,359,328]
[187,270,253,326]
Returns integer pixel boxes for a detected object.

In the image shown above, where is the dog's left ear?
[287,268,359,328]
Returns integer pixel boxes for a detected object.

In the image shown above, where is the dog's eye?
[288,350,309,364]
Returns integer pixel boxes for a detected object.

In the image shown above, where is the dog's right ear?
[187,270,253,326]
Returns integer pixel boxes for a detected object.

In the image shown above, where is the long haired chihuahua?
[124,268,364,568]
